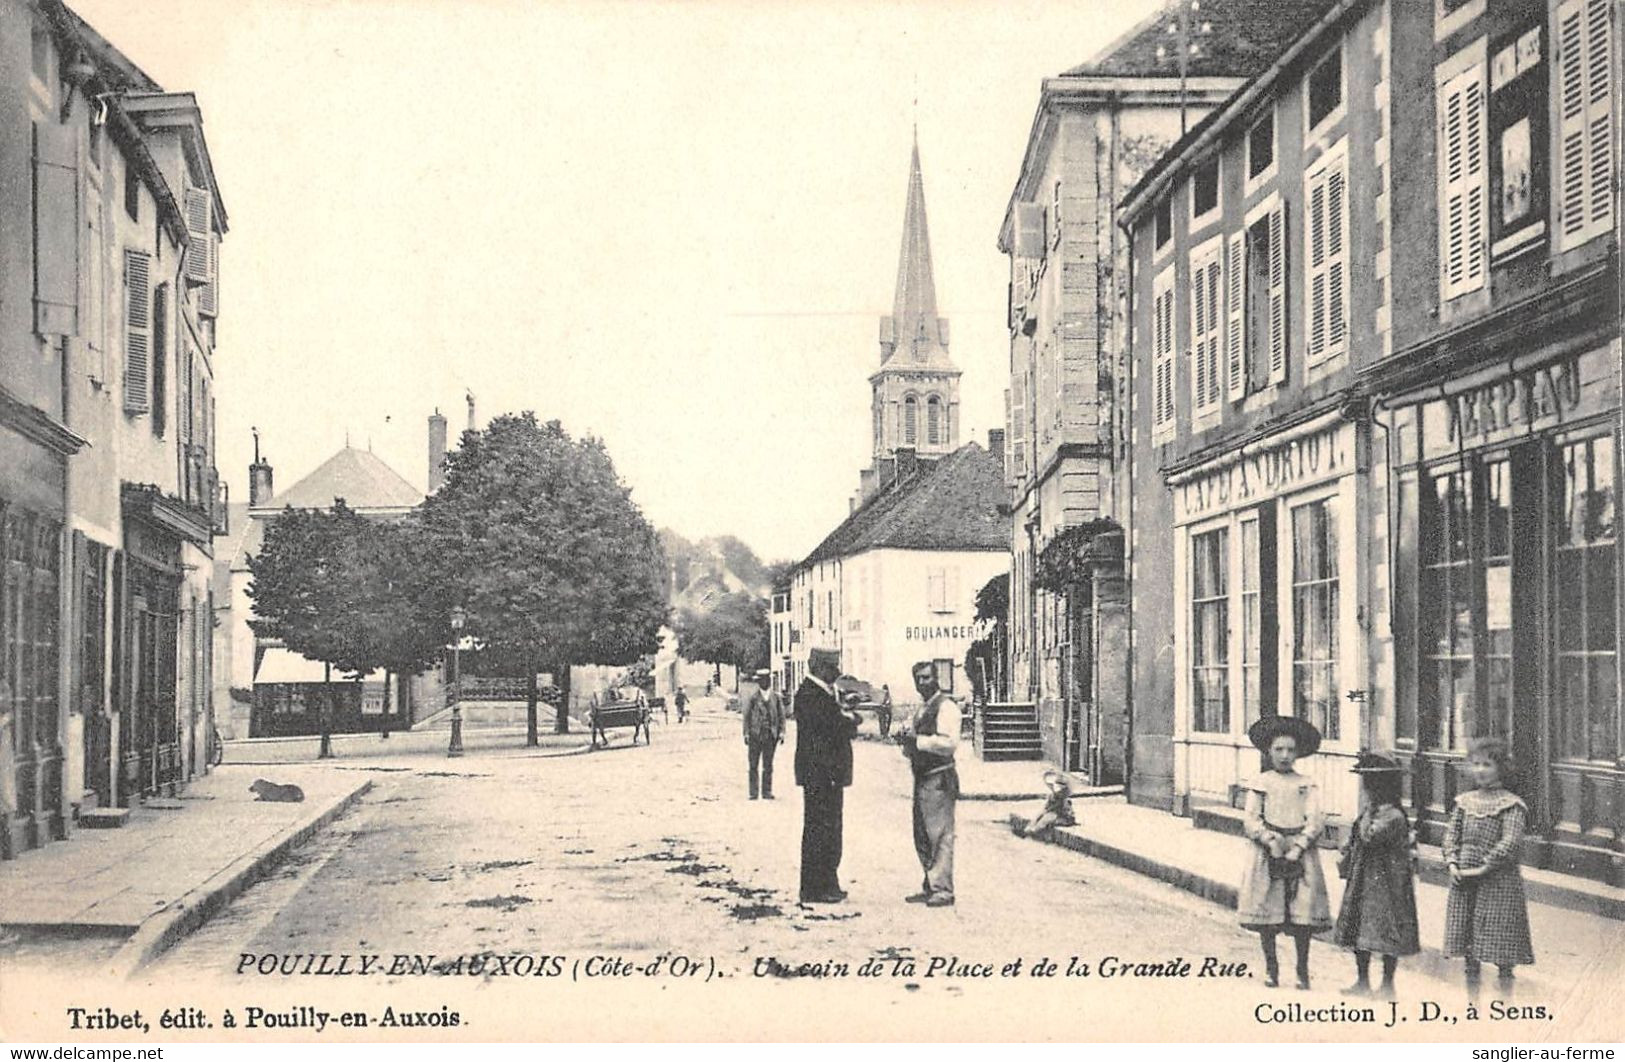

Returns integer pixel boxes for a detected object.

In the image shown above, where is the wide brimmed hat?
[1042,769,1075,793]
[1247,715,1323,757]
[1351,750,1404,774]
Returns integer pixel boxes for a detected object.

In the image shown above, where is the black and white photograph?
[0,0,1621,1045]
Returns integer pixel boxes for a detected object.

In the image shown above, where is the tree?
[675,590,768,687]
[418,413,668,742]
[351,516,452,733]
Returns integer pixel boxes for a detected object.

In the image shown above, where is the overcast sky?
[73,0,1162,562]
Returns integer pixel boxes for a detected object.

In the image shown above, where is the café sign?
[1444,356,1579,445]
[1174,422,1353,524]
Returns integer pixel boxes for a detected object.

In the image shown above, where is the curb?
[109,780,374,979]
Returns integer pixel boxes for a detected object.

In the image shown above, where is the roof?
[799,443,1007,569]
[262,446,423,513]
[1065,0,1341,79]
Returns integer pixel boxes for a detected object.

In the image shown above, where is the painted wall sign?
[1445,356,1580,444]
[1174,423,1353,524]
[903,624,978,641]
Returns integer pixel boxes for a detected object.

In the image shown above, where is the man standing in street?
[794,646,858,904]
[900,661,960,908]
[740,669,784,799]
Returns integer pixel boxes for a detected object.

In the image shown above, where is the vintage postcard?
[1,0,1622,1045]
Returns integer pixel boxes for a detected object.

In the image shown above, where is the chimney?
[987,429,1006,472]
[895,446,918,482]
[877,456,898,489]
[428,409,448,494]
[465,390,476,434]
[248,428,274,507]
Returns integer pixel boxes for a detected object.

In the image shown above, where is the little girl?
[1238,716,1333,990]
[1021,769,1077,840]
[1443,736,1535,996]
[1333,751,1420,996]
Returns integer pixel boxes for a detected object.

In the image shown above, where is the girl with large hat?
[1237,715,1333,989]
[1332,751,1421,997]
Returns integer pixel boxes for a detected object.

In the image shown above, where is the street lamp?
[449,606,466,757]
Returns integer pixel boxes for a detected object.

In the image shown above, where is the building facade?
[2,0,226,857]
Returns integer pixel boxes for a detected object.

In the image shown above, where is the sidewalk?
[1009,796,1625,1015]
[0,765,370,974]
[222,725,588,764]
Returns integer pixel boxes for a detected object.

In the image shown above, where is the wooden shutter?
[199,238,218,319]
[1011,368,1027,476]
[123,250,151,413]
[1556,0,1615,249]
[1191,259,1208,411]
[1206,256,1223,407]
[86,200,106,376]
[1014,202,1047,258]
[1268,204,1288,384]
[1327,160,1348,350]
[1306,151,1348,362]
[32,121,79,337]
[1226,232,1246,400]
[1152,271,1176,435]
[1438,62,1487,299]
[184,187,212,285]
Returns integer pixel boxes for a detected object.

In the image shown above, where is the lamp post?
[448,606,466,757]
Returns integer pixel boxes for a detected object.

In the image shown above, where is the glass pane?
[1485,657,1513,738]
[1588,657,1618,762]
[1485,460,1511,559]
[1555,549,1585,651]
[1557,656,1587,758]
[1452,567,1475,655]
[1589,546,1617,651]
[1448,657,1472,751]
[1562,444,1585,546]
[1485,560,1512,652]
[1242,520,1260,591]
[1591,438,1616,541]
[1243,597,1260,665]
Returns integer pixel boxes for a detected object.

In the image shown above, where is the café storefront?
[1385,343,1622,883]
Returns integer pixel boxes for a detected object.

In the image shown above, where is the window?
[1224,230,1246,400]
[1437,43,1488,300]
[873,402,883,453]
[124,156,140,222]
[1247,109,1276,183]
[1245,201,1289,389]
[1304,145,1348,364]
[1154,198,1173,252]
[0,506,63,766]
[903,396,918,445]
[1151,267,1176,441]
[1291,497,1341,741]
[1554,0,1615,251]
[1307,44,1344,134]
[927,566,957,613]
[1437,0,1486,41]
[927,395,942,445]
[1189,238,1223,414]
[123,250,152,414]
[1239,516,1264,728]
[1191,158,1220,225]
[934,659,956,694]
[1191,527,1230,733]
[1420,468,1476,750]
[151,286,168,438]
[1553,435,1618,761]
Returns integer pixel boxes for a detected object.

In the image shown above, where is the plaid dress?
[1442,789,1535,966]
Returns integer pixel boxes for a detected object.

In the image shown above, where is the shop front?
[1387,344,1621,882]
[1168,414,1372,821]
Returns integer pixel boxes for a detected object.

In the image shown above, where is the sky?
[71,0,1164,562]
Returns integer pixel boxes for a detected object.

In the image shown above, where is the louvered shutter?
[1226,232,1246,400]
[1206,257,1223,406]
[1326,159,1348,349]
[1191,261,1208,411]
[1556,0,1616,249]
[32,121,79,337]
[200,237,218,318]
[1268,204,1288,384]
[1438,63,1487,299]
[184,187,211,284]
[1011,367,1027,477]
[1307,174,1327,359]
[123,250,152,413]
[1582,0,1613,238]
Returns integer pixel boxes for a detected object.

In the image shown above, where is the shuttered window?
[123,250,152,413]
[1225,231,1246,400]
[151,285,167,437]
[184,187,212,285]
[32,121,79,337]
[1438,59,1488,300]
[1555,0,1615,250]
[1189,240,1223,414]
[1011,369,1027,477]
[1305,146,1348,364]
[1152,266,1176,440]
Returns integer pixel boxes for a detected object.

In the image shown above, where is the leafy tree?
[675,590,767,687]
[352,515,452,732]
[419,413,668,742]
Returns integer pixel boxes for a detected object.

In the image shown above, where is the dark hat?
[1351,750,1404,773]
[1247,715,1323,757]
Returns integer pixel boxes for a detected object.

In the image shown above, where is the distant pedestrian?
[740,670,785,799]
[1443,737,1534,998]
[877,684,893,737]
[899,661,958,908]
[794,646,858,904]
[1238,715,1332,990]
[1333,751,1419,998]
[675,688,688,723]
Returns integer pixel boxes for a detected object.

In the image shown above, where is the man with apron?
[901,660,960,907]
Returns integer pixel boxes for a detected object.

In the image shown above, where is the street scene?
[2,0,1624,1046]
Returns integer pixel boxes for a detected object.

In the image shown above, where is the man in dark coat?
[794,647,858,903]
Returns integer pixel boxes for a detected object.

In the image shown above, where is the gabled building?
[2,0,227,856]
[999,0,1341,783]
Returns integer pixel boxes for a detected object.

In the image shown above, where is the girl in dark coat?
[1334,752,1420,997]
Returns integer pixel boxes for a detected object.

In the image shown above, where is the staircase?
[978,701,1042,761]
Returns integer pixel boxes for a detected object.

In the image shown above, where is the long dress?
[1442,788,1535,966]
[1237,770,1333,932]
[1332,803,1421,955]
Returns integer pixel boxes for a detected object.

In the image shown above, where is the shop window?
[1553,435,1618,762]
[1191,527,1229,733]
[1291,497,1340,741]
[1240,516,1265,728]
[1420,468,1476,750]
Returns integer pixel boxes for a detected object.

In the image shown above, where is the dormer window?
[1307,44,1345,135]
[1247,108,1276,183]
[1191,157,1221,228]
[1154,198,1173,252]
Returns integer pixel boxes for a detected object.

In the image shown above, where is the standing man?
[900,661,960,907]
[794,647,858,903]
[740,670,785,799]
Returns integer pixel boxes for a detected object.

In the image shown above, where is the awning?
[254,647,382,686]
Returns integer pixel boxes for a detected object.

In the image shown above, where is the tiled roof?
[264,446,423,512]
[1065,0,1339,79]
[799,443,1007,569]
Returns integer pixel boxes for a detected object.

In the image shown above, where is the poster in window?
[1488,22,1547,257]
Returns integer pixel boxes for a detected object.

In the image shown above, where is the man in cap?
[740,669,785,799]
[794,646,859,903]
[899,660,960,907]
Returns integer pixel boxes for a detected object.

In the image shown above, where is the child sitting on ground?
[1021,770,1077,839]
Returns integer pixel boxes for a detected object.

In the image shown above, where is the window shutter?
[1152,275,1177,435]
[1206,257,1223,406]
[1438,63,1487,299]
[199,237,219,319]
[184,187,211,285]
[1306,152,1348,363]
[1014,202,1047,258]
[1190,261,1208,411]
[32,121,79,337]
[1557,0,1616,249]
[1226,232,1246,400]
[1327,158,1349,349]
[1307,174,1327,359]
[1581,0,1613,238]
[123,250,152,413]
[1011,370,1027,476]
[86,200,106,377]
[1268,204,1288,384]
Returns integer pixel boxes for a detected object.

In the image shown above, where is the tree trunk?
[525,665,539,747]
[554,665,572,734]
[319,662,334,759]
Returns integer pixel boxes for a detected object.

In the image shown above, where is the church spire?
[887,131,941,358]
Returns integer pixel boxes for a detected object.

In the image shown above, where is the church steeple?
[866,133,961,477]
